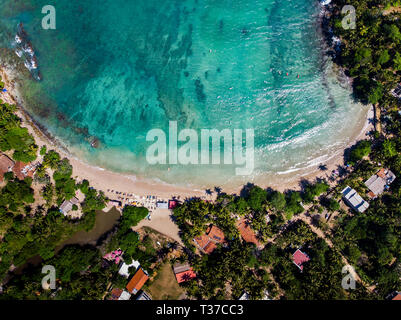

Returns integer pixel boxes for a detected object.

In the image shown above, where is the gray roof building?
[156,201,169,209]
[365,168,396,197]
[59,197,79,215]
[342,186,369,213]
[173,262,191,275]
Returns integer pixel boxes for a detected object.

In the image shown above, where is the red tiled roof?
[0,154,14,172]
[12,161,35,180]
[236,218,260,246]
[377,168,387,179]
[203,241,217,254]
[194,234,210,250]
[126,268,148,294]
[175,268,196,283]
[110,288,123,300]
[392,293,401,301]
[292,249,310,271]
[207,225,225,243]
[0,154,14,182]
[194,225,226,254]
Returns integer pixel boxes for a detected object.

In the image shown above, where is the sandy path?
[132,208,183,245]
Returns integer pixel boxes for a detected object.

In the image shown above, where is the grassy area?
[146,262,185,300]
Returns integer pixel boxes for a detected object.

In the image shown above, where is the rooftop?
[342,186,369,213]
[110,288,123,300]
[393,293,401,300]
[194,234,210,251]
[292,249,310,271]
[236,218,260,246]
[206,225,225,243]
[119,290,132,300]
[59,197,80,215]
[12,161,36,180]
[126,268,149,294]
[173,262,191,275]
[239,292,250,300]
[0,154,14,181]
[136,290,152,300]
[203,241,217,254]
[365,169,396,197]
[175,268,196,283]
[0,154,14,172]
[118,259,140,278]
[193,225,226,254]
[168,200,179,209]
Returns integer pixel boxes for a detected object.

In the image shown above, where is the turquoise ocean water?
[0,0,368,188]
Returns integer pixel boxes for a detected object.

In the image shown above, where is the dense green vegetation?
[0,99,37,162]
[106,205,153,270]
[183,240,274,299]
[0,101,107,285]
[324,0,401,299]
[330,0,401,106]
[0,204,152,299]
[1,245,116,300]
[266,221,348,299]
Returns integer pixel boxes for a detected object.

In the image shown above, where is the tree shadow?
[239,182,255,198]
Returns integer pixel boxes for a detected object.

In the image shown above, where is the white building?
[119,290,132,300]
[342,186,369,213]
[59,197,79,216]
[118,259,140,278]
[156,201,168,209]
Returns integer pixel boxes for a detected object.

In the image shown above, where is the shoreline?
[0,63,372,198]
[0,4,373,199]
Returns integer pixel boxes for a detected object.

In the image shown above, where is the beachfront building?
[59,197,79,216]
[12,161,36,180]
[342,186,369,213]
[168,200,179,209]
[126,268,149,295]
[0,154,15,182]
[118,259,140,278]
[156,201,169,209]
[108,199,122,209]
[236,218,261,247]
[292,249,310,272]
[365,168,396,198]
[193,225,226,254]
[173,262,196,283]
